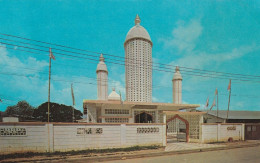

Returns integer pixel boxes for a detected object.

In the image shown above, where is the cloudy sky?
[0,0,260,112]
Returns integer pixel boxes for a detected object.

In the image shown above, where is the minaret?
[124,15,153,102]
[96,54,108,100]
[172,66,182,104]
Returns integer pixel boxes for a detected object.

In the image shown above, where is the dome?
[96,54,108,73]
[108,88,121,101]
[173,66,182,80]
[124,15,152,44]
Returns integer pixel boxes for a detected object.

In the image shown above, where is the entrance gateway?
[166,114,189,142]
[163,111,204,143]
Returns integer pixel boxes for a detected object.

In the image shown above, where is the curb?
[3,142,260,163]
[65,142,260,162]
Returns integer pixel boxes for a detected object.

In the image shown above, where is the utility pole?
[47,48,55,152]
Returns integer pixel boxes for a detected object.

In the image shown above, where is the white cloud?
[0,46,96,112]
[156,18,260,106]
[160,19,203,53]
[175,44,259,69]
[0,45,48,75]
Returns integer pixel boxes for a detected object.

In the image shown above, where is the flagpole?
[217,90,219,123]
[205,97,209,123]
[48,55,51,123]
[227,80,231,121]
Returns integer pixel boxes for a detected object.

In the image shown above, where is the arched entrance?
[166,114,189,142]
[135,112,153,123]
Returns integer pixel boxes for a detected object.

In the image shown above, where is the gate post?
[163,113,166,124]
[242,124,245,140]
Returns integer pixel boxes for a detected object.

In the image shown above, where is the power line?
[2,41,260,83]
[1,32,260,79]
[2,43,260,87]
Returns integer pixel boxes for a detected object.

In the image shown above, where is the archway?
[166,114,189,142]
[135,112,153,123]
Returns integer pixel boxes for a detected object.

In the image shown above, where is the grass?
[0,145,161,161]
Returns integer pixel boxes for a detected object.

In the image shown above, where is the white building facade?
[124,15,153,102]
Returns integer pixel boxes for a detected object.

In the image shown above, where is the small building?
[84,100,200,124]
[204,110,260,140]
[204,110,260,123]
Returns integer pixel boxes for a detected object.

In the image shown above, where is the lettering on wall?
[137,127,159,134]
[227,126,236,131]
[77,128,103,135]
[0,128,27,136]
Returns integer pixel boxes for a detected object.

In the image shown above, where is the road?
[104,146,260,163]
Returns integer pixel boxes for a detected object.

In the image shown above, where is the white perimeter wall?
[0,123,166,154]
[201,123,245,143]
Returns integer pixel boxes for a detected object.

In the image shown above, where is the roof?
[207,110,260,119]
[163,111,206,115]
[108,89,120,101]
[96,54,108,72]
[125,15,152,44]
[83,100,200,111]
[173,66,182,80]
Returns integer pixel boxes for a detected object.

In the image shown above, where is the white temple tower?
[96,54,108,100]
[124,15,153,102]
[172,66,182,104]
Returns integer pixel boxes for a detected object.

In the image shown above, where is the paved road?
[104,146,260,163]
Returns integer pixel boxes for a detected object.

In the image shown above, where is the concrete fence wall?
[201,123,245,143]
[0,123,166,154]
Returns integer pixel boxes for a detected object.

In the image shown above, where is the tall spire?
[175,66,180,73]
[172,66,182,104]
[96,53,108,100]
[135,14,141,25]
[99,53,104,62]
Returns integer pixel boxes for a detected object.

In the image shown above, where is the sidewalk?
[165,142,226,152]
[2,140,260,163]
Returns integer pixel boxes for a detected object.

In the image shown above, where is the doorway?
[135,112,153,123]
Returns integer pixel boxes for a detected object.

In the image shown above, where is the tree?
[33,102,82,122]
[5,101,35,121]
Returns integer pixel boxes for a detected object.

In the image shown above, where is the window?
[105,118,129,123]
[105,109,129,115]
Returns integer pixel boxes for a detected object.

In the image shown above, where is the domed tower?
[124,15,153,102]
[172,66,182,104]
[96,54,108,100]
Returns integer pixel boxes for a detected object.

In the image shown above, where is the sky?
[0,0,260,112]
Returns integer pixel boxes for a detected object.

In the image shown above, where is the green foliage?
[5,101,35,121]
[4,101,82,122]
[0,145,161,161]
[33,102,82,122]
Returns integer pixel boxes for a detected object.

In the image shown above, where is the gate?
[245,124,260,140]
[166,114,189,142]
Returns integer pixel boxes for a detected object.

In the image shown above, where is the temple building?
[83,15,204,142]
